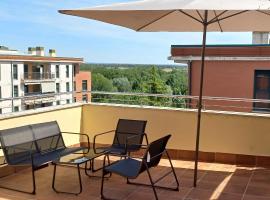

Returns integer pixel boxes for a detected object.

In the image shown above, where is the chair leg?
[0,165,36,195]
[100,155,109,199]
[85,157,112,178]
[145,163,158,200]
[165,150,179,191]
[100,169,106,199]
[31,166,36,194]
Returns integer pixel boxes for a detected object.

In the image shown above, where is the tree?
[166,69,188,95]
[112,77,132,92]
[141,66,172,106]
[92,73,116,91]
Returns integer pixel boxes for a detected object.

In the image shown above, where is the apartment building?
[0,46,84,114]
[170,44,270,112]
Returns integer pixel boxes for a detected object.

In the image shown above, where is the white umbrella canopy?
[59,0,270,32]
[59,0,270,188]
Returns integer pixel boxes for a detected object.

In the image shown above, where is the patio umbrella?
[59,0,270,187]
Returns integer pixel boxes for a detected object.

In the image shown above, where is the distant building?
[0,46,90,114]
[74,69,91,103]
[170,44,270,112]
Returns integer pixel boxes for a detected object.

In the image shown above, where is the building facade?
[0,46,87,114]
[170,44,270,112]
[73,70,91,103]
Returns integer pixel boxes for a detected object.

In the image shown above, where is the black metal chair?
[100,134,179,200]
[93,119,148,172]
[0,121,90,194]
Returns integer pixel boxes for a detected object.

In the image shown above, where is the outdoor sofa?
[0,121,90,194]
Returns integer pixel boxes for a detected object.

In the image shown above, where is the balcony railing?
[22,72,55,81]
[1,90,270,114]
[0,96,270,199]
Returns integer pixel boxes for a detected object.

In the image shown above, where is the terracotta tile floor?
[0,159,269,200]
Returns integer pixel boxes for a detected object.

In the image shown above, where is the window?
[0,86,2,99]
[56,83,60,93]
[82,94,88,103]
[13,85,18,97]
[66,82,70,92]
[56,100,60,105]
[74,81,76,91]
[13,64,18,80]
[82,80,87,91]
[56,65,60,78]
[73,65,76,76]
[66,99,70,104]
[73,97,76,102]
[66,65,69,78]
[14,106,19,112]
[0,108,2,114]
[254,70,270,112]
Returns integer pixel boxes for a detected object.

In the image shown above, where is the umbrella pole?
[193,10,208,187]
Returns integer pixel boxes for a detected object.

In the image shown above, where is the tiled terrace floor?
[0,159,270,200]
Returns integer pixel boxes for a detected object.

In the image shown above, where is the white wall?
[0,62,12,113]
[0,62,75,113]
[52,63,73,105]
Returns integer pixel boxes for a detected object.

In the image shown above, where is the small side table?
[52,149,108,195]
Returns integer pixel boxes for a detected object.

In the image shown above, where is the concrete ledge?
[0,103,83,120]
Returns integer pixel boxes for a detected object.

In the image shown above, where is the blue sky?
[0,0,252,64]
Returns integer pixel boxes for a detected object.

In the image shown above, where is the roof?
[171,44,270,48]
[170,44,270,61]
[0,54,83,63]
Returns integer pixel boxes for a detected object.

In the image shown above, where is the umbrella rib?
[196,10,204,21]
[214,11,223,32]
[257,10,270,17]
[208,10,248,24]
[136,10,176,31]
[208,10,228,24]
[178,10,203,24]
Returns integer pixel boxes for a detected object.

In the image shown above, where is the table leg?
[52,163,83,195]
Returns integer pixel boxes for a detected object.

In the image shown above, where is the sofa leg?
[0,165,36,195]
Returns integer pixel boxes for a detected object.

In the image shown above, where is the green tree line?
[81,63,188,107]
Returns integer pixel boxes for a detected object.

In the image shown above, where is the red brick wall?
[190,60,270,112]
[74,71,91,102]
[171,45,270,112]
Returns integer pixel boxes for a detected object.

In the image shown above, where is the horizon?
[1,0,252,65]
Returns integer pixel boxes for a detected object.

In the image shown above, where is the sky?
[0,0,252,64]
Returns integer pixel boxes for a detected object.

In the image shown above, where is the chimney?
[36,46,45,56]
[28,47,36,55]
[49,49,56,57]
[252,32,269,44]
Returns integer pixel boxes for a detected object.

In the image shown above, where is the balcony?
[23,92,56,105]
[22,72,55,83]
[0,100,270,199]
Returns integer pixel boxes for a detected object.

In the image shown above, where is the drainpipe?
[187,60,192,109]
[10,61,14,112]
[71,64,74,103]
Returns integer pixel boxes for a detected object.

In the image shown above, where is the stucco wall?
[82,103,270,156]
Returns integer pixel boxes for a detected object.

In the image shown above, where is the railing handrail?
[1,91,270,113]
[23,72,55,80]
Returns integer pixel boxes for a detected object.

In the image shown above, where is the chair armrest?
[142,149,167,163]
[124,133,148,154]
[143,133,149,145]
[61,131,90,153]
[93,130,115,154]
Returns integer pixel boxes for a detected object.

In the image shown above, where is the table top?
[53,148,108,165]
